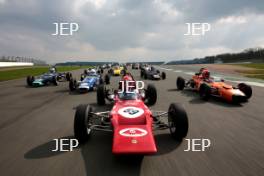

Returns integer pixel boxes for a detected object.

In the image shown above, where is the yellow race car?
[109,66,125,76]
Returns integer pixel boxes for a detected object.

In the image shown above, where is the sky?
[0,0,264,63]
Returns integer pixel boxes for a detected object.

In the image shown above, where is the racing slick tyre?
[69,79,77,91]
[97,85,106,105]
[80,74,85,81]
[140,70,144,78]
[145,84,157,106]
[199,83,211,100]
[121,70,126,75]
[66,72,72,81]
[176,77,185,90]
[238,83,252,99]
[84,69,88,75]
[101,68,104,74]
[168,103,188,141]
[26,76,34,86]
[99,77,104,85]
[108,69,113,75]
[161,72,166,80]
[52,77,58,86]
[74,104,93,143]
[144,73,148,79]
[104,74,110,85]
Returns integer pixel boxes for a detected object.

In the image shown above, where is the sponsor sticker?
[118,106,144,118]
[119,128,148,137]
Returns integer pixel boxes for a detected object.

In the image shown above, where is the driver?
[119,72,136,91]
[49,67,56,73]
[201,69,213,82]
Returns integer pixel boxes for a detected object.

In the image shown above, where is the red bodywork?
[110,74,157,154]
[110,98,157,154]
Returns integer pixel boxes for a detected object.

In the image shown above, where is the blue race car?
[69,70,105,93]
[27,73,58,87]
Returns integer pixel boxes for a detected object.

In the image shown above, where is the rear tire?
[26,76,34,86]
[52,77,58,86]
[176,77,185,90]
[145,84,157,106]
[168,103,188,141]
[66,72,72,81]
[161,72,166,80]
[104,74,110,85]
[74,104,92,143]
[69,79,77,91]
[199,83,211,100]
[97,85,106,105]
[238,83,252,99]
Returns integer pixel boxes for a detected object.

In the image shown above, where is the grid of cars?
[25,64,253,155]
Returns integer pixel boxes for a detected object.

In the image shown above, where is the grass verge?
[232,63,264,80]
[0,66,91,82]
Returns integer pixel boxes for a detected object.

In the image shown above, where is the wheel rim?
[87,128,91,135]
[169,121,176,133]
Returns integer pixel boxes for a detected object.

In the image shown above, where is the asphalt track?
[0,66,263,176]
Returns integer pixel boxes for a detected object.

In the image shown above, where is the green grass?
[0,66,92,82]
[234,63,264,69]
[231,63,264,80]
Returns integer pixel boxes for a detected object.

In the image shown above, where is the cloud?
[0,0,263,63]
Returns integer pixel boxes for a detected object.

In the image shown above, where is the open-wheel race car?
[27,73,58,87]
[108,65,126,76]
[26,67,72,87]
[69,69,110,93]
[141,66,166,80]
[56,72,72,82]
[176,68,252,103]
[74,74,188,154]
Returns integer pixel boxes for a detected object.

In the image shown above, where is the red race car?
[74,74,188,154]
[176,68,252,103]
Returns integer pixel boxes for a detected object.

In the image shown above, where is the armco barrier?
[0,62,34,67]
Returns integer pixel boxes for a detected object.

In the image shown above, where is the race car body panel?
[32,79,45,86]
[30,74,57,87]
[77,76,99,92]
[114,69,121,76]
[111,99,157,154]
[183,74,250,103]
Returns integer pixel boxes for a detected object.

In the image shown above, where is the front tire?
[161,72,166,80]
[238,83,252,99]
[74,104,92,143]
[199,83,211,100]
[176,77,185,90]
[145,84,157,106]
[168,103,188,141]
[97,85,106,105]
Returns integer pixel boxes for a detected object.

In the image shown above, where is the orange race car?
[176,68,252,103]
